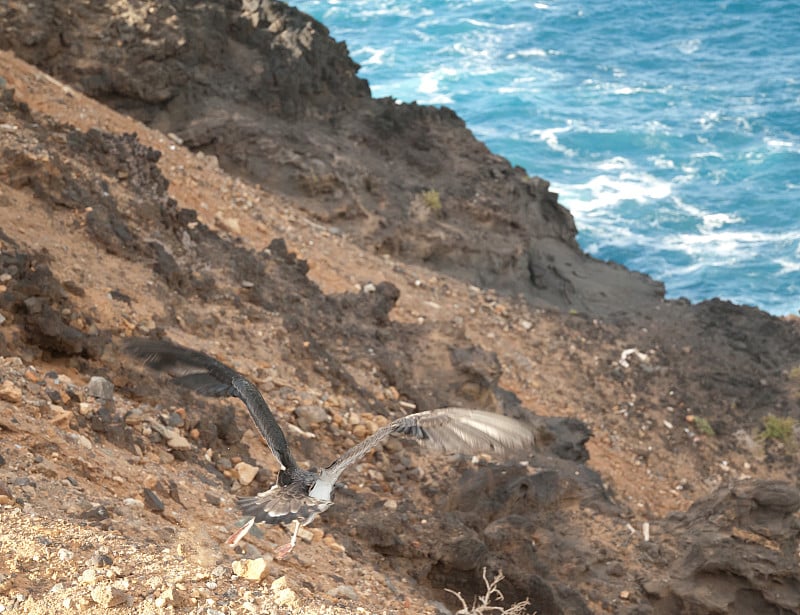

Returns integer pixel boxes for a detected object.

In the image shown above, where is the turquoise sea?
[293,1,800,316]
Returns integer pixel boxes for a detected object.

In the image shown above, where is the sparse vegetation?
[445,569,535,615]
[759,414,796,445]
[694,416,715,437]
[300,171,340,196]
[421,188,442,212]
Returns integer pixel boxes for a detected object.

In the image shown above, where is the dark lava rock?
[143,488,165,513]
[648,480,800,614]
[79,505,111,522]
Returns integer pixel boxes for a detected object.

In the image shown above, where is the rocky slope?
[0,3,799,614]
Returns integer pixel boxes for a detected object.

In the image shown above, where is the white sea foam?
[463,18,524,30]
[765,137,797,151]
[649,155,676,169]
[690,151,724,160]
[666,229,800,262]
[776,257,800,274]
[529,125,577,157]
[510,48,548,58]
[562,169,672,213]
[597,157,633,171]
[700,212,743,232]
[418,72,440,94]
[677,39,702,55]
[358,46,387,66]
[697,111,721,131]
[416,68,456,103]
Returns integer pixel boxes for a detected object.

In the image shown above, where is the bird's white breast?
[308,476,334,501]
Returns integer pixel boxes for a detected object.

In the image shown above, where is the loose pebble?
[87,376,114,401]
[273,587,297,607]
[90,585,128,607]
[232,557,269,581]
[328,584,358,601]
[0,381,23,403]
[143,488,165,512]
[166,434,192,450]
[233,462,259,486]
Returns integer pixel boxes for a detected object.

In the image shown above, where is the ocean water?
[293,0,800,316]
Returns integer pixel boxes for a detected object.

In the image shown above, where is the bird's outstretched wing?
[124,338,297,472]
[317,407,535,491]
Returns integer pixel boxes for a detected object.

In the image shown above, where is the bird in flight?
[125,338,535,558]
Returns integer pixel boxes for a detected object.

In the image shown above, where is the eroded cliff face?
[0,0,664,316]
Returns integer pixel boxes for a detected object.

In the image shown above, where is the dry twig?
[445,568,534,615]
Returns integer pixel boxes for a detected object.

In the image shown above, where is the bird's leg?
[274,520,300,559]
[226,517,256,547]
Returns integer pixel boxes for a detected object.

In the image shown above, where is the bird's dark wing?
[318,407,535,487]
[237,483,332,526]
[124,338,297,472]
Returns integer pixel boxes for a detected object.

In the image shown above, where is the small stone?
[122,497,144,509]
[57,548,74,561]
[79,569,98,585]
[297,527,314,543]
[270,576,288,592]
[46,388,70,405]
[166,435,192,451]
[211,565,227,578]
[294,405,329,430]
[87,377,114,401]
[90,585,127,607]
[328,585,358,601]
[67,433,93,449]
[232,557,269,581]
[79,505,110,521]
[0,381,22,403]
[215,214,241,235]
[156,586,190,608]
[87,553,114,568]
[323,535,346,553]
[143,488,165,512]
[233,462,259,486]
[49,405,72,425]
[620,590,631,600]
[273,587,297,607]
